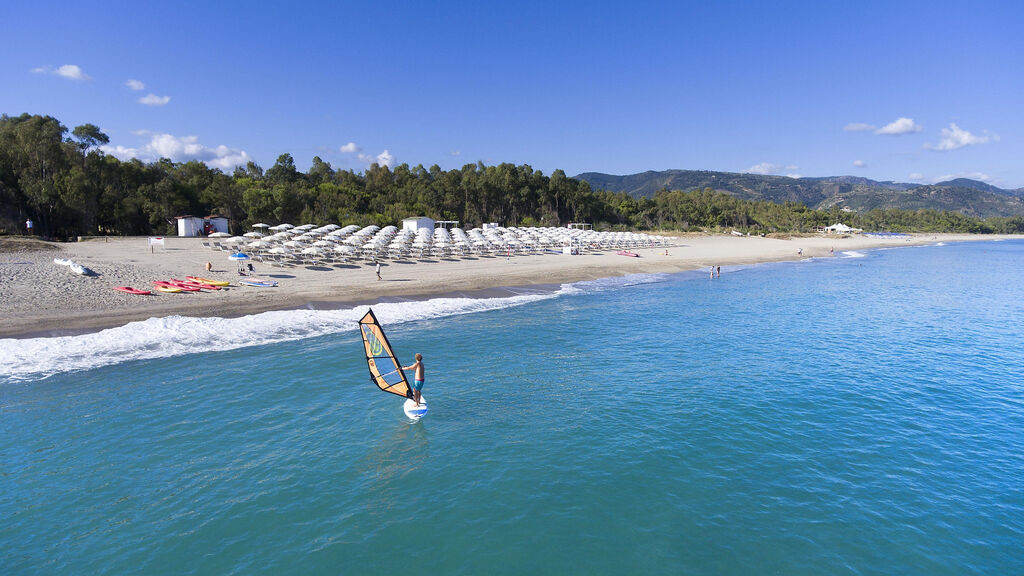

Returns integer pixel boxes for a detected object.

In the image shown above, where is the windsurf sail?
[358,308,412,399]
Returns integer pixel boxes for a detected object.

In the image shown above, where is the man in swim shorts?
[402,353,424,406]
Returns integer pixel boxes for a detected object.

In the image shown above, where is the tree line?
[2,113,1022,239]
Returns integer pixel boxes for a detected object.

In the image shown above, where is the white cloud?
[875,117,922,135]
[909,173,925,182]
[101,132,252,170]
[844,122,875,132]
[924,123,995,151]
[449,150,461,157]
[853,160,866,168]
[138,93,171,106]
[744,162,799,175]
[340,141,393,167]
[32,64,91,80]
[785,173,802,179]
[359,150,394,167]
[126,79,145,91]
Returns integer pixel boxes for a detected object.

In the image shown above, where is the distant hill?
[575,170,1024,218]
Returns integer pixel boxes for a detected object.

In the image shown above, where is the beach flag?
[149,237,165,253]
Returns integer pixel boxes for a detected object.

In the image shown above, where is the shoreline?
[1,232,1017,339]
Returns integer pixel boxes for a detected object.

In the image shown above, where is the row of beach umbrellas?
[218,222,670,261]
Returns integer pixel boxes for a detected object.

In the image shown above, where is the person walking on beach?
[402,353,425,406]
[375,261,382,281]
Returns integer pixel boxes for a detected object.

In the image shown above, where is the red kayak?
[171,278,221,290]
[153,280,200,292]
[113,286,152,295]
[617,250,639,257]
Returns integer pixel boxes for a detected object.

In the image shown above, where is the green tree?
[71,123,110,152]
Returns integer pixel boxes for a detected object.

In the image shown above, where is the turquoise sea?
[3,240,1023,575]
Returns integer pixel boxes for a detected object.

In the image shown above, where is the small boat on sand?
[55,258,92,274]
[186,276,230,286]
[153,280,200,292]
[239,278,278,287]
[616,250,639,257]
[171,278,221,290]
[113,286,152,295]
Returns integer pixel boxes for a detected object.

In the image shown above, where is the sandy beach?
[0,232,1015,339]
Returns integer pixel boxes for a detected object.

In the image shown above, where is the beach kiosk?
[176,215,230,237]
[402,216,435,232]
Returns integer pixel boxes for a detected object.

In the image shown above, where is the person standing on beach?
[402,353,424,406]
[375,261,382,281]
[716,266,721,278]
[710,266,714,279]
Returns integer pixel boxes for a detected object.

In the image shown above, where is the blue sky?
[3,1,1022,188]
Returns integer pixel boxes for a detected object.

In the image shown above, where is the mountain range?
[574,170,1024,218]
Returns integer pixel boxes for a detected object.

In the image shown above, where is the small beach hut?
[176,216,205,237]
[402,217,435,232]
[176,215,229,237]
[206,216,229,235]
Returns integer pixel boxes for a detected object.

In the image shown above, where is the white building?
[176,215,229,237]
[402,217,435,232]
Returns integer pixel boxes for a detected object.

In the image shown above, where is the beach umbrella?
[252,223,270,229]
[243,231,264,238]
[229,251,251,272]
[209,231,231,238]
[225,236,246,244]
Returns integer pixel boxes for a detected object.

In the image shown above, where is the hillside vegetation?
[576,170,1024,218]
[2,114,1023,238]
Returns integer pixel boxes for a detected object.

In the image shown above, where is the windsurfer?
[403,353,425,406]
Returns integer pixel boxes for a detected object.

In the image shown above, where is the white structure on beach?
[825,223,862,234]
[176,215,229,237]
[402,217,435,232]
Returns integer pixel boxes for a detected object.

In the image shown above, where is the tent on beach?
[825,223,862,234]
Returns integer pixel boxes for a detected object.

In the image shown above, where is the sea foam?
[0,274,665,383]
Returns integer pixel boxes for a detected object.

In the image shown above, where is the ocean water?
[2,240,1023,575]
